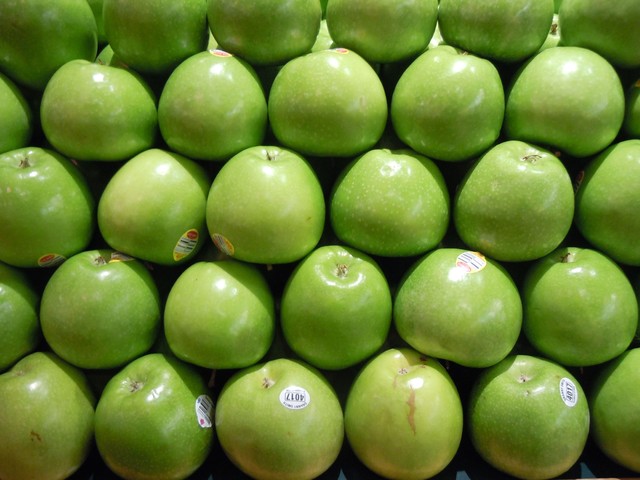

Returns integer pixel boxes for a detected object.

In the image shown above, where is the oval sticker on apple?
[195,394,214,428]
[212,233,235,257]
[455,251,486,273]
[173,228,199,262]
[37,253,66,268]
[279,386,310,410]
[559,378,578,408]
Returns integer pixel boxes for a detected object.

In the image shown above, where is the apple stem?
[560,251,576,263]
[18,156,31,168]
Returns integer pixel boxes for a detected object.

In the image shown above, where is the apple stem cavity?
[561,251,577,263]
[262,377,275,389]
[522,154,542,163]
[18,156,31,169]
[94,255,108,267]
[335,263,349,278]
[128,378,144,393]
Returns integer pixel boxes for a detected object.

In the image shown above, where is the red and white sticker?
[173,229,199,262]
[37,253,66,268]
[212,233,235,257]
[195,394,214,428]
[455,251,486,273]
[210,49,233,57]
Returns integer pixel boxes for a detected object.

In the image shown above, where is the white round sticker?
[195,394,214,428]
[279,386,310,410]
[559,377,578,407]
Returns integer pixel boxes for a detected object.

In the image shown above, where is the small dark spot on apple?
[518,374,530,383]
[398,367,409,375]
[30,430,42,442]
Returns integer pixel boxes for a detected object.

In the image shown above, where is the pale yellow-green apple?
[394,248,522,368]
[207,0,322,66]
[438,0,555,62]
[467,354,590,480]
[0,352,96,480]
[164,259,276,369]
[102,0,209,76]
[215,358,344,480]
[574,139,640,266]
[0,261,40,371]
[158,49,267,162]
[325,0,438,63]
[522,247,638,367]
[40,249,162,370]
[0,147,95,268]
[0,0,98,90]
[205,146,325,264]
[344,348,463,480]
[391,45,505,162]
[40,59,158,162]
[453,140,574,262]
[94,353,215,480]
[268,48,388,158]
[280,244,392,370]
[98,149,210,266]
[504,46,625,158]
[329,148,450,257]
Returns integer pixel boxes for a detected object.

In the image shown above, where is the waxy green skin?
[206,146,325,265]
[624,81,640,138]
[0,0,98,91]
[40,249,162,370]
[330,148,450,257]
[280,245,392,370]
[394,248,522,368]
[575,139,640,266]
[522,247,638,367]
[95,353,214,480]
[391,45,505,162]
[345,348,463,480]
[268,48,388,158]
[326,0,438,63]
[207,0,322,67]
[40,60,158,162]
[158,50,267,162]
[468,355,590,480]
[0,147,95,268]
[0,352,96,480]
[215,358,344,480]
[0,72,32,155]
[453,140,574,262]
[103,0,209,75]
[98,149,210,266]
[438,0,554,63]
[559,0,640,68]
[164,259,275,369]
[590,348,640,472]
[0,261,40,371]
[504,46,625,158]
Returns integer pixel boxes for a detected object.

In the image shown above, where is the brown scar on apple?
[30,430,42,442]
[407,388,417,435]
[128,379,143,393]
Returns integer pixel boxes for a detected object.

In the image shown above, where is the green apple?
[0,261,40,371]
[624,79,640,138]
[207,0,322,66]
[325,0,438,63]
[0,351,96,480]
[504,46,625,158]
[0,0,98,91]
[268,48,388,158]
[158,49,267,162]
[311,19,335,52]
[215,358,344,480]
[467,354,590,480]
[589,348,640,473]
[164,259,275,369]
[280,245,392,370]
[87,0,106,45]
[40,249,162,370]
[438,0,555,63]
[453,140,575,262]
[0,147,95,268]
[559,0,640,68]
[344,348,463,479]
[394,248,522,368]
[522,247,638,367]
[98,148,210,266]
[206,146,325,264]
[102,0,209,76]
[574,139,640,266]
[40,59,158,162]
[391,45,505,163]
[0,72,32,154]
[95,353,215,480]
[329,148,450,257]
